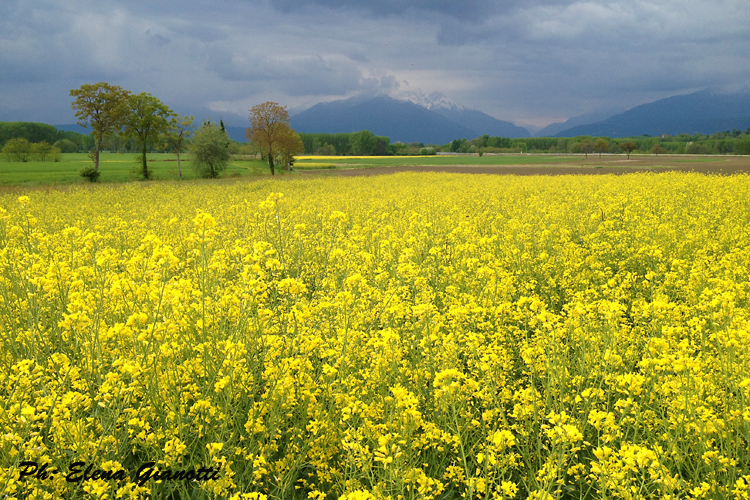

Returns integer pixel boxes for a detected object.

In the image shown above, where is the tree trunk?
[268,150,275,175]
[142,142,149,180]
[177,151,182,178]
[95,136,102,171]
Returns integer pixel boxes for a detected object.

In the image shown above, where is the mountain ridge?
[290,94,530,143]
[555,90,750,137]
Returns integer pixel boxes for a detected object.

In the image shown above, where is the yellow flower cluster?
[1,172,749,499]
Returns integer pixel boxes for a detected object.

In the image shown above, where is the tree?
[736,139,750,155]
[650,144,667,156]
[2,137,31,162]
[580,139,594,159]
[352,130,377,156]
[53,139,78,153]
[30,141,57,161]
[191,123,230,178]
[275,123,305,171]
[70,82,131,171]
[124,92,174,180]
[164,115,193,179]
[620,142,637,159]
[594,138,609,158]
[247,102,290,175]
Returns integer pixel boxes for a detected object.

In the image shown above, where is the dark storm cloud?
[0,0,748,127]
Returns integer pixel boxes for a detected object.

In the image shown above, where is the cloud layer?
[1,0,748,128]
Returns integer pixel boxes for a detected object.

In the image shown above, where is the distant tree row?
[299,131,392,156]
[2,138,62,162]
[0,122,93,152]
[439,131,750,156]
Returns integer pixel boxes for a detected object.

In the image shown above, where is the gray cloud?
[269,0,503,21]
[0,0,748,128]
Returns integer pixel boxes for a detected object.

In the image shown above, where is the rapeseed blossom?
[1,172,749,498]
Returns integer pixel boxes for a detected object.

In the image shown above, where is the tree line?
[299,130,392,156]
[65,82,305,180]
[440,130,750,156]
[0,122,94,154]
[295,129,750,157]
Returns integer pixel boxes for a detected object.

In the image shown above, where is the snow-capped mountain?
[399,91,465,111]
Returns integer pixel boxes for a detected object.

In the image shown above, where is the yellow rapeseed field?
[1,172,749,499]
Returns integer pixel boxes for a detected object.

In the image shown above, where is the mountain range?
[51,89,750,145]
[290,93,530,144]
[535,109,625,137]
[553,90,750,138]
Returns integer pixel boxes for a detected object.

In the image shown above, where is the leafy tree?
[191,123,230,179]
[164,115,193,179]
[53,139,78,153]
[594,138,609,158]
[275,123,305,171]
[736,139,750,155]
[685,143,706,155]
[30,141,56,161]
[70,82,131,171]
[2,137,31,162]
[581,139,595,158]
[352,130,377,156]
[247,102,290,175]
[620,142,638,159]
[650,144,667,155]
[124,92,174,180]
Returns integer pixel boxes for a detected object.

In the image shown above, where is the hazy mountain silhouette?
[536,109,624,137]
[290,94,529,144]
[555,90,750,137]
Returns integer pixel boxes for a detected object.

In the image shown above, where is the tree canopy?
[191,123,231,179]
[123,92,174,180]
[164,114,193,179]
[275,123,305,170]
[247,102,291,176]
[70,82,131,170]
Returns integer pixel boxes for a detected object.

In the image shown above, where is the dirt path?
[299,156,750,177]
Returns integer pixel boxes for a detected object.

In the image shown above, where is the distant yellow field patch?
[296,155,441,160]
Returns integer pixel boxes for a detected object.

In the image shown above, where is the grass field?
[0,153,277,185]
[1,153,744,186]
[2,172,750,499]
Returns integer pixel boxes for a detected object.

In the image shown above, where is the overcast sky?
[1,0,748,129]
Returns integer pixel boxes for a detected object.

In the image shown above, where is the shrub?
[79,165,101,182]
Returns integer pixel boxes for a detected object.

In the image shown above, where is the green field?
[1,152,738,186]
[0,154,582,185]
[0,153,277,185]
